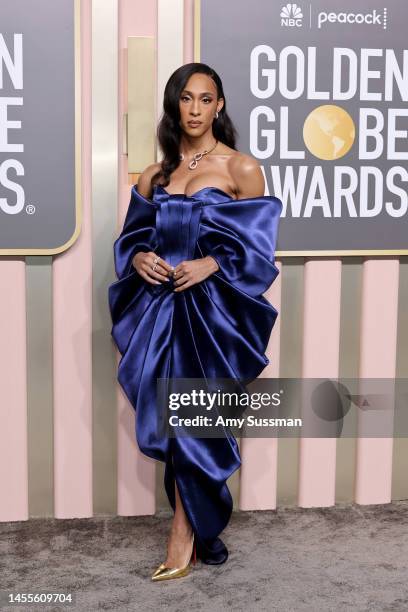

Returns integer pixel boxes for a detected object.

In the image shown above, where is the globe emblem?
[303,104,355,160]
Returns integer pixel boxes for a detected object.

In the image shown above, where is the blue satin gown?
[108,183,282,565]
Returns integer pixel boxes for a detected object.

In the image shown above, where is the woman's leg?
[163,472,194,567]
[163,435,239,565]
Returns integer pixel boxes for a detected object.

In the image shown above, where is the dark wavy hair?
[151,62,238,189]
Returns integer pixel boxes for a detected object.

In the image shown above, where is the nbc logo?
[280,3,304,27]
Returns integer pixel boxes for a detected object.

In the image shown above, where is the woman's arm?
[136,162,162,199]
[125,163,173,283]
[228,153,266,199]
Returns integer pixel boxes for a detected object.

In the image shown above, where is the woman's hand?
[132,251,173,285]
[172,256,219,292]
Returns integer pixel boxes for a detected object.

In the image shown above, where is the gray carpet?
[1,501,408,611]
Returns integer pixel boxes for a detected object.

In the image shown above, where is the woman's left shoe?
[151,533,196,581]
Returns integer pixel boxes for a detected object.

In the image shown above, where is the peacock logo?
[280,3,304,27]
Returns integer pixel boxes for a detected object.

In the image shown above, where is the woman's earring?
[214,111,219,119]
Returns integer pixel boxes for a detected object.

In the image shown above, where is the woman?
[108,62,282,581]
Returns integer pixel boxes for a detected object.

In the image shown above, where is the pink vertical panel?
[0,261,28,521]
[298,260,341,507]
[239,261,282,510]
[355,259,399,504]
[116,0,157,516]
[184,0,194,60]
[53,0,93,518]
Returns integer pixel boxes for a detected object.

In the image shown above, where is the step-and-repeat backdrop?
[201,0,407,255]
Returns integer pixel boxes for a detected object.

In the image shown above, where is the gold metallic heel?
[151,533,196,581]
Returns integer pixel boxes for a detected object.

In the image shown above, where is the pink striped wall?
[0,0,405,524]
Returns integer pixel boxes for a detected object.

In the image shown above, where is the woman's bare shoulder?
[136,162,162,198]
[228,152,265,199]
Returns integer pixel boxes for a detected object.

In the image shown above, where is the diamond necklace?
[179,139,219,170]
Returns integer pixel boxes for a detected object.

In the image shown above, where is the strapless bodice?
[132,184,237,209]
[153,184,235,203]
[153,185,204,265]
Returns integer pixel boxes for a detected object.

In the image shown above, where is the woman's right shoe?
[151,533,196,581]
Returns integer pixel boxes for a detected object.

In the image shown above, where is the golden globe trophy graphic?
[303,105,356,161]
